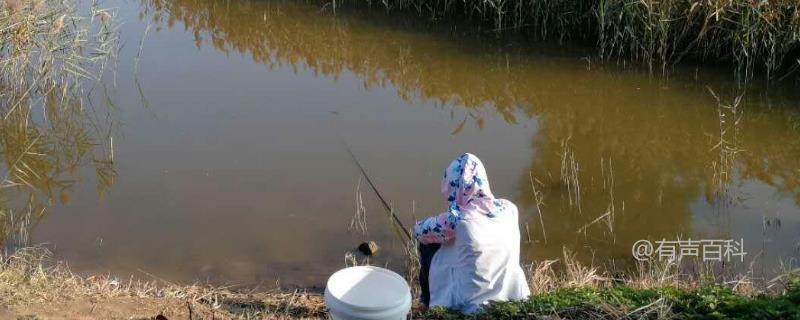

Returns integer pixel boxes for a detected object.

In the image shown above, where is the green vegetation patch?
[423,277,800,319]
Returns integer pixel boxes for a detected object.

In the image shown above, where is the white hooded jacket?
[414,153,530,313]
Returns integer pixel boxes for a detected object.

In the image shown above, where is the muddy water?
[15,0,800,287]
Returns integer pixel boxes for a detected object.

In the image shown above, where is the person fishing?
[414,153,530,313]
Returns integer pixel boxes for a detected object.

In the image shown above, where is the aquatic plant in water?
[0,0,119,246]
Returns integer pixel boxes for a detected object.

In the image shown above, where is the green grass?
[423,277,800,319]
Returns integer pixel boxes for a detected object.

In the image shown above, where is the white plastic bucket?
[324,266,411,320]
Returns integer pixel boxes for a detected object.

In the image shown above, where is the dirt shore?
[1,248,327,319]
[3,292,326,320]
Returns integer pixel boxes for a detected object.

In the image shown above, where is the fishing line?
[341,139,413,242]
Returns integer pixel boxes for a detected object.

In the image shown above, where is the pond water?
[11,0,800,288]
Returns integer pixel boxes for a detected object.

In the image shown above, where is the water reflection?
[0,90,115,247]
[1,0,120,248]
[519,90,800,264]
[139,0,800,274]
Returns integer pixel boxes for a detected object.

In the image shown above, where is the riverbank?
[4,247,799,319]
[1,248,326,319]
[337,0,800,81]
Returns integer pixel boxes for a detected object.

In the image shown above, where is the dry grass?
[525,249,607,295]
[4,245,798,319]
[524,247,800,300]
[1,247,327,319]
[402,239,422,305]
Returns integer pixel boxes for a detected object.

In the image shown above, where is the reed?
[528,171,547,244]
[349,177,369,235]
[340,0,800,80]
[0,0,119,246]
[707,87,745,211]
[560,137,582,214]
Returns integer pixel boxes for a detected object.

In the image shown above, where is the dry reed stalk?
[578,157,616,241]
[707,87,745,211]
[561,248,606,288]
[525,249,609,294]
[528,171,547,243]
[526,258,558,294]
[560,137,582,214]
[349,177,368,235]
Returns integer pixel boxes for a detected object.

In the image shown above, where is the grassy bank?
[424,284,800,319]
[421,252,800,319]
[3,246,799,319]
[339,0,800,80]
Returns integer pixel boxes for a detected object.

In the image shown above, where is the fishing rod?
[342,141,413,242]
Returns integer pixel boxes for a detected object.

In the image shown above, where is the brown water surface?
[5,0,800,287]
